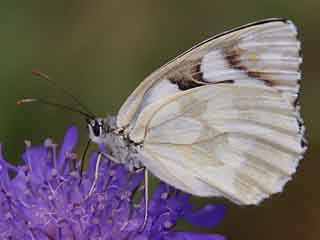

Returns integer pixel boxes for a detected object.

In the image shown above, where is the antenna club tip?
[32,69,50,80]
[16,99,37,105]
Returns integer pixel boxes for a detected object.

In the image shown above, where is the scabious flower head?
[0,126,226,239]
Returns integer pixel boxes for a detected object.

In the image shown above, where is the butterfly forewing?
[117,18,302,131]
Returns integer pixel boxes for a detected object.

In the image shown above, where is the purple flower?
[0,126,226,239]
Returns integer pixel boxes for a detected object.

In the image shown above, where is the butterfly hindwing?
[129,84,305,204]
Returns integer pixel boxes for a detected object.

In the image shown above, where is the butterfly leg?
[86,151,114,198]
[139,168,149,231]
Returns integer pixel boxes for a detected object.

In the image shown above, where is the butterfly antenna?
[32,69,96,118]
[17,98,95,119]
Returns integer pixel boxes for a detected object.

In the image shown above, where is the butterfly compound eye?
[91,120,101,137]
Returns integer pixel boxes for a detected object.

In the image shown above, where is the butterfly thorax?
[87,115,142,171]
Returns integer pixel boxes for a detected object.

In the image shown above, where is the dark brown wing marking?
[223,46,274,87]
[167,61,204,90]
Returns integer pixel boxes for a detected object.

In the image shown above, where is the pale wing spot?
[129,79,181,127]
[188,141,225,167]
[209,134,247,168]
[209,120,302,153]
[237,156,291,194]
[239,56,301,72]
[224,142,293,194]
[141,148,213,195]
[143,142,247,202]
[178,95,209,118]
[233,173,269,204]
[204,94,295,116]
[146,117,203,144]
[228,133,301,174]
[196,120,220,142]
[204,109,299,133]
[142,143,223,196]
[146,89,212,132]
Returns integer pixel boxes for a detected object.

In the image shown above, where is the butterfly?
[21,18,305,207]
[85,18,306,206]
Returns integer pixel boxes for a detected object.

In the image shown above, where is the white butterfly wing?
[117,18,301,132]
[129,84,306,204]
[115,18,305,204]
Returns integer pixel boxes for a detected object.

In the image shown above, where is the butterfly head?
[87,118,108,143]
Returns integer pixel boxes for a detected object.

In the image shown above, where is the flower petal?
[21,145,49,182]
[57,125,78,171]
[0,145,13,188]
[0,145,16,172]
[165,232,226,240]
[182,204,226,228]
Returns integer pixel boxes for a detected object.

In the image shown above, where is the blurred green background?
[0,0,318,239]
